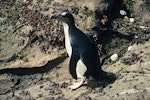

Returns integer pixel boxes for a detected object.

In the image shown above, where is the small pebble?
[110,54,118,62]
[23,0,27,2]
[129,18,135,23]
[124,16,128,19]
[60,82,69,88]
[40,85,44,89]
[120,10,127,16]
[139,26,145,29]
[127,46,133,51]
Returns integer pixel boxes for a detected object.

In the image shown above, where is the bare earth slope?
[0,0,150,100]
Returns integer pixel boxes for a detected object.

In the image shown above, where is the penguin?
[51,10,105,90]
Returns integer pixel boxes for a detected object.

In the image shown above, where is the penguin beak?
[51,13,60,19]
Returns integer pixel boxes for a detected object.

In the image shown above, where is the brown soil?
[0,0,150,100]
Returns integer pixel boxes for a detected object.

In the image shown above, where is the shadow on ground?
[86,71,117,89]
[0,54,67,76]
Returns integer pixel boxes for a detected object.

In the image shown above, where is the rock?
[23,0,28,3]
[124,16,128,19]
[60,82,69,88]
[120,10,127,16]
[127,46,133,51]
[129,18,135,23]
[110,54,118,62]
[139,26,145,29]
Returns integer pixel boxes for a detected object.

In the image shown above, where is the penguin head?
[51,10,75,24]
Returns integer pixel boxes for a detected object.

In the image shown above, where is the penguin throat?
[62,22,72,57]
[62,22,69,37]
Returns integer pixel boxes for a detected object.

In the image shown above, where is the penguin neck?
[62,22,74,57]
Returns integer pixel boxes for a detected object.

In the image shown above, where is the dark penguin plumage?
[51,10,104,89]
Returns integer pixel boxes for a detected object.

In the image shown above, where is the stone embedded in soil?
[60,82,69,88]
[75,95,92,100]
[129,18,135,23]
[139,26,146,29]
[120,10,127,16]
[20,90,30,96]
[127,46,133,51]
[55,96,67,100]
[45,81,62,96]
[110,54,119,62]
[121,53,141,65]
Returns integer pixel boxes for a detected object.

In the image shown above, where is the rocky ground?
[0,0,150,100]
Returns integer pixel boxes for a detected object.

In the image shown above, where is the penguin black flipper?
[69,48,80,80]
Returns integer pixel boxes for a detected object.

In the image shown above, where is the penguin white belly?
[63,22,72,57]
[65,37,72,57]
[76,59,87,78]
[68,59,87,90]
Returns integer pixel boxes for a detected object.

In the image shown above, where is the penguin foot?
[68,82,83,90]
[68,76,86,90]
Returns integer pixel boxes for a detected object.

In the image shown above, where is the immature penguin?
[51,10,104,90]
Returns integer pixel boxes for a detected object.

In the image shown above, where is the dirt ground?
[0,0,150,100]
